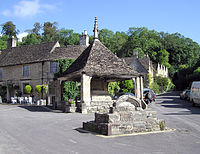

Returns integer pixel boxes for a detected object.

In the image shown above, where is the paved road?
[0,92,200,154]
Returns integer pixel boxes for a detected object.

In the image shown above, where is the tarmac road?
[0,91,200,154]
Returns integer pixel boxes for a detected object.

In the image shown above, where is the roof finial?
[93,16,99,40]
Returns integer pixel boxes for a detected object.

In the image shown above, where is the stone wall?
[0,61,55,102]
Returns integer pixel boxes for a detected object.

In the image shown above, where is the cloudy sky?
[0,0,200,43]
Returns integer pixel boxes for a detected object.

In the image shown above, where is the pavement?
[0,91,200,154]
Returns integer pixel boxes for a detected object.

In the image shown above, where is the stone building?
[58,17,143,113]
[123,53,168,87]
[0,32,88,103]
[0,17,144,114]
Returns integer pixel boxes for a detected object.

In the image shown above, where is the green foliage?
[57,29,80,46]
[20,33,42,45]
[55,58,75,77]
[0,35,9,50]
[55,58,80,101]
[108,82,120,96]
[1,21,19,37]
[63,81,80,101]
[152,76,174,93]
[119,80,134,93]
[147,73,152,85]
[149,82,160,94]
[159,120,165,131]
[35,85,48,94]
[42,22,58,42]
[68,99,75,104]
[24,85,32,94]
[194,67,200,73]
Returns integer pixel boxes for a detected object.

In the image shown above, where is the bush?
[68,99,75,104]
[108,82,120,96]
[119,80,134,93]
[150,82,160,94]
[24,85,32,94]
[63,81,80,101]
[35,85,48,94]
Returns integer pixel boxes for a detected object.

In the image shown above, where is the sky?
[0,0,200,43]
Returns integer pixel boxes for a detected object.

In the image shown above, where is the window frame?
[50,61,59,73]
[23,65,30,77]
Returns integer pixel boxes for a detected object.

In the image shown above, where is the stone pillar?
[6,85,10,102]
[140,76,144,100]
[54,80,61,109]
[81,74,92,114]
[134,77,141,99]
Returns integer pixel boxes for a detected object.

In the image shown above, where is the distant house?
[123,52,168,87]
[0,31,89,104]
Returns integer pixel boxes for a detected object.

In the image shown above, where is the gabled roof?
[0,42,58,67]
[47,45,87,61]
[59,40,139,80]
[123,57,148,74]
[0,42,87,67]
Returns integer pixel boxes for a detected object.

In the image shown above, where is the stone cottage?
[0,32,89,104]
[123,53,168,87]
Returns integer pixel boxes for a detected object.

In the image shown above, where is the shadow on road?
[156,91,200,115]
[18,106,51,112]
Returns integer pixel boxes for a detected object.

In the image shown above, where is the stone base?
[87,101,114,113]
[83,110,163,136]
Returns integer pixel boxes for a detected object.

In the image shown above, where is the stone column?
[81,74,92,114]
[54,80,61,109]
[140,76,144,100]
[134,77,141,99]
[6,85,10,102]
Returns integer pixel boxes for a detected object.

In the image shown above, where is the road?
[0,92,200,154]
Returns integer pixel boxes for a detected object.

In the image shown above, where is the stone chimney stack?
[93,17,99,40]
[7,36,17,48]
[80,30,89,46]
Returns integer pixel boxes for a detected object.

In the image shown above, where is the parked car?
[143,88,156,102]
[180,89,190,100]
[190,81,200,106]
[114,92,135,100]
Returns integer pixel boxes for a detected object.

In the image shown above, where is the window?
[0,69,2,80]
[50,62,58,73]
[23,65,30,77]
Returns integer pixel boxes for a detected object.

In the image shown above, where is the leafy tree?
[42,22,58,42]
[1,21,19,37]
[20,33,42,45]
[0,35,9,50]
[57,29,80,46]
[32,22,41,35]
[156,49,170,68]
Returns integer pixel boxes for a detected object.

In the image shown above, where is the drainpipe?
[41,62,44,100]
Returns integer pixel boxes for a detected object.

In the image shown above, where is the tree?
[156,49,170,68]
[1,21,18,37]
[42,22,58,42]
[20,33,42,45]
[57,29,80,46]
[32,22,41,35]
[0,35,9,50]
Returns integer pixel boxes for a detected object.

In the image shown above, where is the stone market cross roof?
[59,39,140,80]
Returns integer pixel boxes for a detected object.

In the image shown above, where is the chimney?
[7,36,17,48]
[80,30,89,46]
